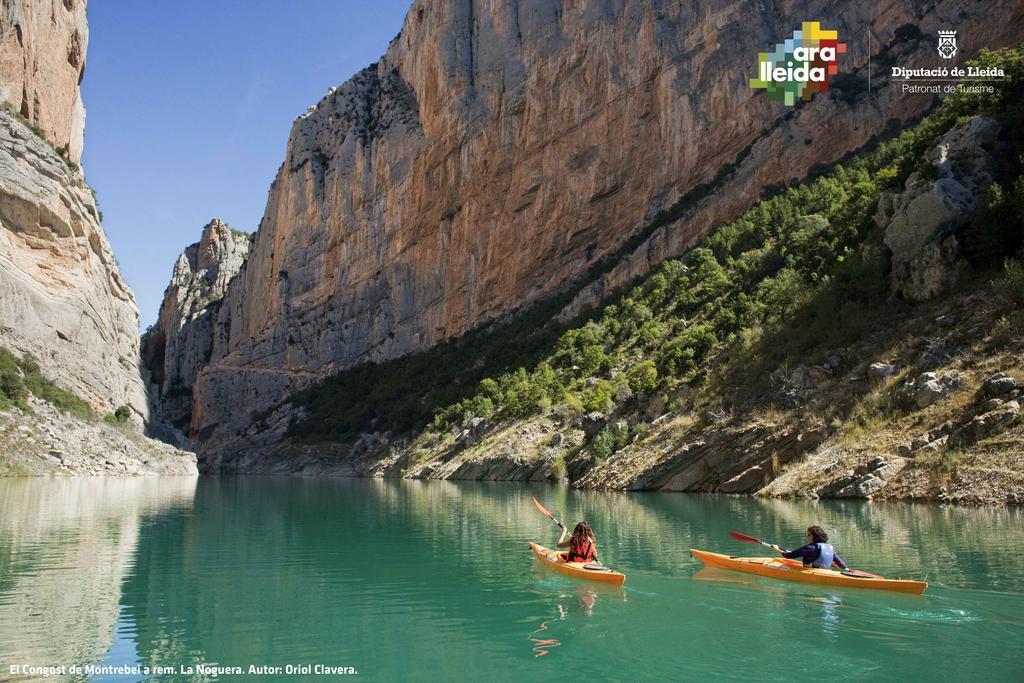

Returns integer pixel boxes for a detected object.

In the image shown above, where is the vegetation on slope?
[287,46,1024,452]
[0,347,94,420]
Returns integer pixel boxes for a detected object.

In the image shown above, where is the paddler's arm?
[832,553,848,570]
[556,524,570,548]
[781,544,813,561]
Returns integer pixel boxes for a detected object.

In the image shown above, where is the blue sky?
[81,1,412,329]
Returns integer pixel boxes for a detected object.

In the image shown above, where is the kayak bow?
[530,542,625,586]
[690,549,926,595]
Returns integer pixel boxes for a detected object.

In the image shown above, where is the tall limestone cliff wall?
[191,0,1024,447]
[0,0,149,419]
[0,0,197,475]
[0,108,149,417]
[143,219,251,431]
[0,0,87,164]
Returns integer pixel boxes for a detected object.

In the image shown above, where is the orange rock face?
[192,0,1024,444]
[0,0,87,164]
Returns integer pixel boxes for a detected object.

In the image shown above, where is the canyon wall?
[143,219,251,431]
[0,0,150,419]
[189,0,1024,449]
[0,110,150,417]
[0,0,87,164]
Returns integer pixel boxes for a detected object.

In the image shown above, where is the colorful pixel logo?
[750,22,846,106]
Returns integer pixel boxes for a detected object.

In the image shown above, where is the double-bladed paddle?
[729,530,785,553]
[532,496,564,530]
[729,530,881,578]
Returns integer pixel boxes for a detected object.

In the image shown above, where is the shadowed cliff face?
[190,0,1024,448]
[143,219,251,432]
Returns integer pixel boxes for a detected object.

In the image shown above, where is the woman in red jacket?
[557,521,598,563]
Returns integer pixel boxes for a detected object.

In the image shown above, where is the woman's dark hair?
[807,525,829,543]
[571,522,595,547]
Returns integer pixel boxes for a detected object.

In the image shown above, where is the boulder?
[948,407,1019,448]
[580,412,607,437]
[915,374,946,408]
[913,371,963,409]
[468,417,492,438]
[827,457,906,499]
[868,363,897,382]
[982,373,1016,397]
[893,235,966,302]
[878,116,1001,301]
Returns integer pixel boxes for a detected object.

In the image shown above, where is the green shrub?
[0,347,93,420]
[592,428,617,460]
[550,452,567,479]
[582,381,614,413]
[626,360,658,394]
[561,392,585,415]
[993,259,1024,305]
[104,404,133,425]
[591,421,641,462]
[0,348,28,410]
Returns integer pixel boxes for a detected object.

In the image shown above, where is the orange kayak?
[690,549,927,595]
[530,542,625,586]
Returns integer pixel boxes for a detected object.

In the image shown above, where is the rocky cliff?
[143,219,251,432]
[0,0,86,164]
[0,0,198,476]
[0,108,149,417]
[187,0,1024,450]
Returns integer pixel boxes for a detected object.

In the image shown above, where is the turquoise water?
[1,477,1022,681]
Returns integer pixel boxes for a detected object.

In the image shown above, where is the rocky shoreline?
[0,396,197,476]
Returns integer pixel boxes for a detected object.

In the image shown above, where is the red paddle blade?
[729,531,761,543]
[532,496,556,521]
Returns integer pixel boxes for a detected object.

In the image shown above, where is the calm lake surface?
[1,476,1022,681]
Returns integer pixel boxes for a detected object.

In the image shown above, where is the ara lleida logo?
[749,21,847,106]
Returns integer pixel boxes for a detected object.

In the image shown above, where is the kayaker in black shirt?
[772,525,848,570]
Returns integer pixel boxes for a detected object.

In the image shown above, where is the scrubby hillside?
[0,347,196,475]
[214,47,1023,503]
[181,0,1024,447]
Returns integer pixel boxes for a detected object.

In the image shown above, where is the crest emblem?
[937,30,957,60]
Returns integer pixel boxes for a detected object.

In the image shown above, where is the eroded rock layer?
[0,108,149,417]
[0,0,87,164]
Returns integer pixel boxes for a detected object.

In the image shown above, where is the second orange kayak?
[690,549,926,594]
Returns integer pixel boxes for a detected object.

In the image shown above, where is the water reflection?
[0,478,1022,680]
[528,619,561,657]
[0,477,197,675]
